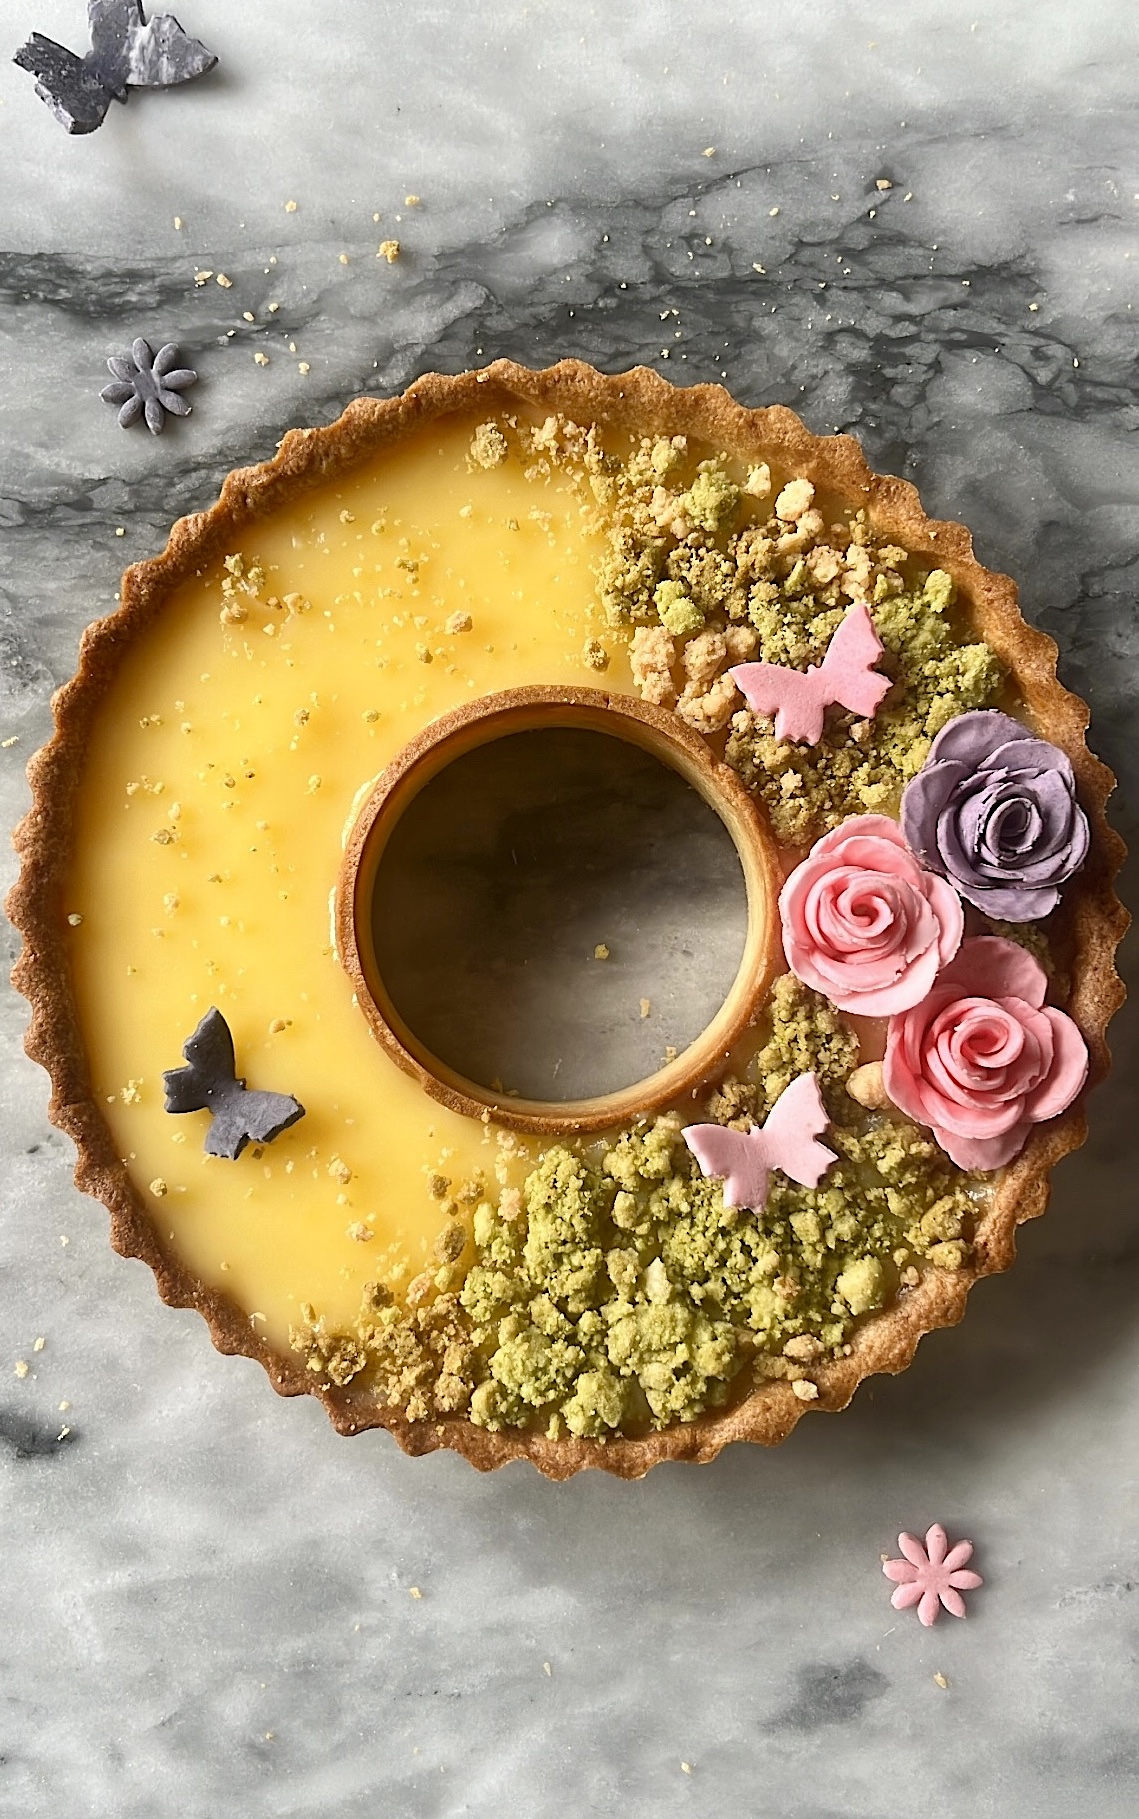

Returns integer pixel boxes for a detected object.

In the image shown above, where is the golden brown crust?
[8,359,1130,1479]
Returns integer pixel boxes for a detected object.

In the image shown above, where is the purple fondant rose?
[901,711,1089,921]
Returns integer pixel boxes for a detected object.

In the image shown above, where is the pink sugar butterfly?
[729,602,891,744]
[682,1072,836,1212]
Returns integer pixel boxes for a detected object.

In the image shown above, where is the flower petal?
[924,1522,948,1566]
[118,395,143,428]
[144,395,166,435]
[942,1540,975,1572]
[101,381,136,405]
[132,337,155,372]
[898,1531,929,1568]
[883,1559,920,1584]
[948,1569,984,1591]
[918,1587,942,1626]
[891,1581,924,1611]
[159,368,198,392]
[940,1587,968,1619]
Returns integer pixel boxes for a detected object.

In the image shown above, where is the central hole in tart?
[370,726,747,1102]
[339,688,780,1134]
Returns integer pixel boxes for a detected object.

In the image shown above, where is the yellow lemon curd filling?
[64,412,1003,1437]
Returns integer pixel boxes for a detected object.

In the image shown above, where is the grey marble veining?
[2,3,1138,1815]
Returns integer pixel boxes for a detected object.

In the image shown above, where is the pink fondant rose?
[883,936,1088,1170]
[779,815,964,1017]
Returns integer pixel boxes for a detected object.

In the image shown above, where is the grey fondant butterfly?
[14,1,217,135]
[163,1008,305,1161]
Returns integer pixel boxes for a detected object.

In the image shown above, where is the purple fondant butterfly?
[14,1,216,135]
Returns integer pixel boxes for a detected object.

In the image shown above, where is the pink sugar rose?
[779,814,964,1017]
[883,936,1089,1170]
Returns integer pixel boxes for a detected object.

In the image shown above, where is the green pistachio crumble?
[726,572,1004,844]
[509,415,1006,843]
[289,976,980,1438]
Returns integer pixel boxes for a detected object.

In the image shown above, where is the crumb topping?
[290,977,977,1436]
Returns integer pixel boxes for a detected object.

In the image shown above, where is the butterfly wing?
[163,1006,237,1115]
[682,1123,773,1211]
[206,1087,305,1160]
[13,33,113,133]
[760,1073,836,1188]
[817,603,891,721]
[728,661,829,745]
[125,7,218,87]
[87,0,137,94]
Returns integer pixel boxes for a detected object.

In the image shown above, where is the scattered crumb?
[14,1360,29,1379]
[876,177,893,191]
[194,269,213,285]
[409,1586,423,1600]
[268,1017,292,1034]
[681,1762,693,1774]
[298,362,311,375]
[542,1662,552,1676]
[1,735,20,747]
[377,239,401,263]
[328,1157,352,1185]
[242,311,255,323]
[468,422,508,468]
[639,998,651,1019]
[339,252,350,265]
[67,912,83,926]
[582,638,609,671]
[115,526,125,536]
[702,146,715,157]
[173,215,183,230]
[791,1378,819,1401]
[254,351,270,367]
[445,610,473,635]
[404,194,421,206]
[769,205,780,216]
[33,1337,45,1353]
[934,1672,949,1689]
[847,1061,890,1111]
[593,944,610,961]
[149,1178,168,1198]
[284,199,298,213]
[346,1222,373,1243]
[216,273,232,289]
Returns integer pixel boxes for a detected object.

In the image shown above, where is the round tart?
[9,360,1128,1478]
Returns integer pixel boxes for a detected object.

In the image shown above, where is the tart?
[9,360,1128,1478]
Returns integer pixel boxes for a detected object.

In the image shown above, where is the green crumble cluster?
[289,979,977,1436]
[512,415,1005,845]
[725,570,1004,845]
[459,976,976,1439]
[290,976,977,1438]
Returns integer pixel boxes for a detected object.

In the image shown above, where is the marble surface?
[2,2,1138,1813]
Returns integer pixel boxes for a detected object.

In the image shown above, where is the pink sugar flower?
[883,935,1088,1170]
[882,1523,983,1626]
[779,813,964,1017]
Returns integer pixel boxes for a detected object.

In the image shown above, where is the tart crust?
[8,359,1129,1480]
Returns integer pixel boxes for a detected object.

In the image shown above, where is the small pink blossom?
[882,1522,983,1626]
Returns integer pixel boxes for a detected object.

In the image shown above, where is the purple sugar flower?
[101,337,197,434]
[901,710,1089,921]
